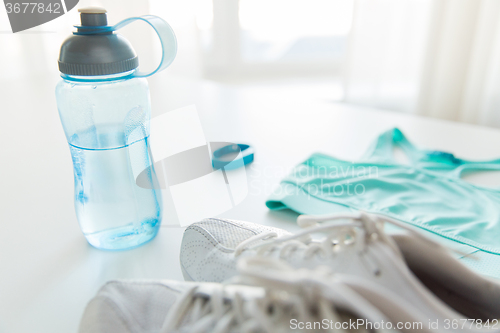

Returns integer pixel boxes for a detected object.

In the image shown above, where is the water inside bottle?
[69,127,162,250]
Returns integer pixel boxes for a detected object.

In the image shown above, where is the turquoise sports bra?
[266,128,500,255]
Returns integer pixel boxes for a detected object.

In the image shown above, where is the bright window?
[239,0,354,62]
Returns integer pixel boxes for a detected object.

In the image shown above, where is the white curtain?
[343,0,500,128]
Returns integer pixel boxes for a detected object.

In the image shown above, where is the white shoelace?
[160,253,396,333]
[234,211,447,273]
[159,271,348,333]
[160,285,262,333]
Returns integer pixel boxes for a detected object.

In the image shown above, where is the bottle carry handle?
[75,15,177,78]
[113,16,177,78]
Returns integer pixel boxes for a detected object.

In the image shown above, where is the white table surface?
[2,74,500,333]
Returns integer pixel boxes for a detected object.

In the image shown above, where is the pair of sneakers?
[80,212,500,332]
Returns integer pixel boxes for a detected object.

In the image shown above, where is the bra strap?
[454,159,500,178]
[362,128,423,162]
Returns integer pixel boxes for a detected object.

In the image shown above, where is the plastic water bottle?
[55,8,177,250]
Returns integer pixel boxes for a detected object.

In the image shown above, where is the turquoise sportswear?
[266,128,500,278]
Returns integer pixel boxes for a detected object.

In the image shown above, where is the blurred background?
[1,0,500,127]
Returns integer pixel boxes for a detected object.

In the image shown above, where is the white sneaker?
[79,259,396,333]
[180,212,500,332]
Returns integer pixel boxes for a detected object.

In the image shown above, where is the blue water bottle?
[55,8,177,250]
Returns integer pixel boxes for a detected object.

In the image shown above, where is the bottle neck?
[61,69,136,83]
